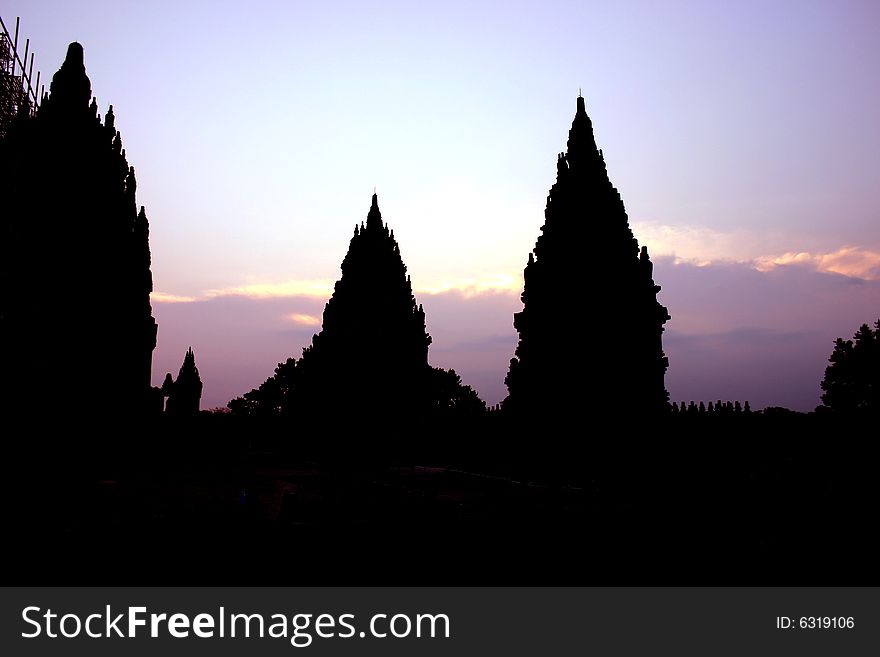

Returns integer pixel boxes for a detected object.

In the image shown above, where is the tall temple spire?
[504,95,670,418]
[1,42,159,419]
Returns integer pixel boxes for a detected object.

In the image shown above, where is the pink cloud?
[754,246,880,280]
[150,258,880,412]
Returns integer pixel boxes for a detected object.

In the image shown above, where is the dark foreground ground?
[6,409,878,585]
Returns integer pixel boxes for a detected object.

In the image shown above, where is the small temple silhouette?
[504,95,670,417]
[163,347,203,416]
[0,42,159,418]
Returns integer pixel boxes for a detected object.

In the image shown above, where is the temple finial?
[367,190,382,228]
[49,41,92,109]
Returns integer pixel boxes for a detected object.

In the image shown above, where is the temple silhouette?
[4,24,878,585]
[163,347,203,416]
[0,42,158,418]
[230,193,483,421]
[299,192,433,419]
[504,95,670,417]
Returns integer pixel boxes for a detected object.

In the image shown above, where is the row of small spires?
[484,401,753,414]
[353,222,394,238]
[670,401,751,414]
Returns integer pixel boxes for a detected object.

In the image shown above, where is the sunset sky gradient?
[8,0,880,409]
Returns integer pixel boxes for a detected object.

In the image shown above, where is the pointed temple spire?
[164,347,203,416]
[366,191,383,230]
[299,192,433,417]
[504,95,670,418]
[229,192,467,421]
[1,43,159,419]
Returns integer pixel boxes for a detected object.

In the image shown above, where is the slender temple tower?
[504,95,670,417]
[164,347,203,416]
[0,43,158,418]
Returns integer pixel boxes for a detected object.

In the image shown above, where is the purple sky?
[7,1,880,410]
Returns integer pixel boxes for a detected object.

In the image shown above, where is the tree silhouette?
[504,95,670,417]
[820,320,880,412]
[228,357,298,417]
[427,367,485,417]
